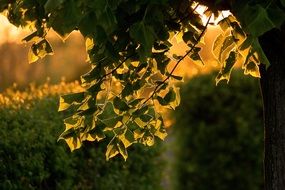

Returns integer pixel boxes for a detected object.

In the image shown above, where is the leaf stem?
[99,54,134,82]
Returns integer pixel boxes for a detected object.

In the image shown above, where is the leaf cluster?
[1,0,284,160]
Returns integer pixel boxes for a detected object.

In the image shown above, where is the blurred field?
[0,80,82,108]
[0,31,90,91]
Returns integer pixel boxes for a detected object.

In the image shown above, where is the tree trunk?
[259,24,285,190]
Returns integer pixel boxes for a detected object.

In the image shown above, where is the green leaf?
[87,82,103,95]
[267,4,285,29]
[58,116,83,151]
[97,7,117,32]
[172,54,183,60]
[218,17,230,31]
[134,117,148,128]
[166,73,183,81]
[121,83,133,98]
[244,61,260,78]
[130,22,155,53]
[113,97,129,112]
[59,92,85,111]
[154,127,167,141]
[216,51,237,85]
[22,31,42,43]
[141,132,155,146]
[44,0,65,13]
[133,105,148,116]
[81,66,102,85]
[157,96,167,106]
[164,87,176,103]
[140,114,153,123]
[48,0,83,39]
[252,39,270,68]
[189,51,204,66]
[77,96,96,111]
[156,87,179,109]
[212,34,224,58]
[218,36,235,62]
[154,118,167,140]
[106,137,119,160]
[239,36,254,51]
[117,140,128,161]
[98,102,122,128]
[239,4,275,37]
[170,86,180,109]
[78,13,98,37]
[28,39,54,63]
[88,121,106,142]
[182,31,198,44]
[119,129,135,148]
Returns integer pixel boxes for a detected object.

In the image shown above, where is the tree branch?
[142,15,212,105]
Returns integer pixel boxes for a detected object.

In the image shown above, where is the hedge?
[0,83,164,190]
[171,70,264,190]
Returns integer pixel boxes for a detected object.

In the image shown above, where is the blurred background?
[0,14,263,190]
[0,14,89,91]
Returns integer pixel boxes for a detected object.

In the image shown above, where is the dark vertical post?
[259,24,285,190]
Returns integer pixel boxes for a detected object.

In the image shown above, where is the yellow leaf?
[134,118,146,128]
[155,128,167,141]
[86,134,96,142]
[58,97,71,111]
[106,138,119,161]
[117,141,128,161]
[64,137,82,152]
[85,37,94,51]
[119,129,134,148]
[170,86,180,109]
[174,32,183,44]
[212,33,225,59]
[244,61,260,78]
[144,135,155,146]
[28,47,39,64]
[134,129,144,140]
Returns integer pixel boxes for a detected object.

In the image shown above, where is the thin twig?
[178,3,200,24]
[94,54,134,84]
[142,15,212,105]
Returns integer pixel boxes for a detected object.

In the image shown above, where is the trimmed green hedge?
[0,96,164,190]
[171,70,264,190]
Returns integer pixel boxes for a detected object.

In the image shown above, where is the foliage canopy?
[1,0,285,160]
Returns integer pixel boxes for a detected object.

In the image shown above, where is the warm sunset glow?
[195,5,231,25]
[0,14,29,45]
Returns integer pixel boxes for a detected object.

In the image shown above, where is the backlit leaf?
[212,34,224,58]
[22,31,42,43]
[244,61,260,78]
[28,39,54,63]
[189,51,204,67]
[154,127,167,141]
[106,137,119,160]
[216,51,237,85]
[58,92,85,111]
[113,97,129,112]
[218,36,235,62]
[117,140,128,161]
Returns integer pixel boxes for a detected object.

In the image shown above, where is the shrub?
[0,84,164,190]
[171,70,264,190]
